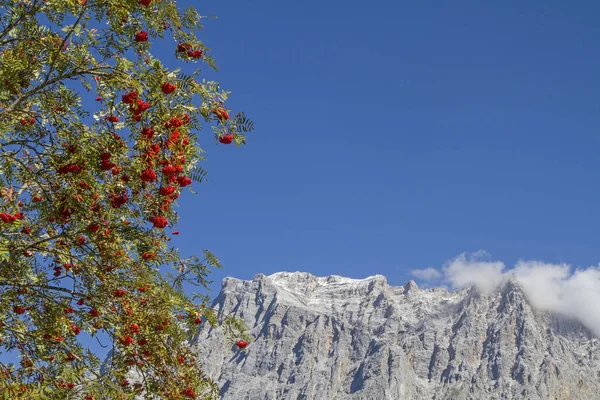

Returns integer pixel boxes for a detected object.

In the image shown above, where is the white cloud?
[410,267,441,281]
[442,251,506,295]
[511,260,570,311]
[411,251,600,337]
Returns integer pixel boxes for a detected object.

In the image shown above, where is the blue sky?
[170,0,600,296]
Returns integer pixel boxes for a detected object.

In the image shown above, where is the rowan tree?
[0,0,253,398]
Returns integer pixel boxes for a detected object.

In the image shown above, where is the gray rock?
[194,272,600,400]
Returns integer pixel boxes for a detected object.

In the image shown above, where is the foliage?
[0,0,253,398]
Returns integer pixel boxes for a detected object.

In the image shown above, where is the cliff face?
[194,272,600,400]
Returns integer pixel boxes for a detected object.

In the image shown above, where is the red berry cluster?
[188,50,203,59]
[158,186,176,196]
[161,82,176,94]
[176,43,203,59]
[212,108,229,121]
[177,176,192,187]
[165,116,184,129]
[122,91,138,104]
[141,127,154,139]
[99,152,117,171]
[149,216,168,228]
[128,323,140,334]
[176,43,190,52]
[122,90,151,121]
[20,117,35,126]
[161,164,184,176]
[0,212,24,223]
[165,129,180,149]
[87,223,100,233]
[70,324,81,335]
[140,169,157,182]
[13,306,27,314]
[119,335,134,346]
[180,387,196,398]
[135,31,148,43]
[58,380,75,389]
[57,163,84,174]
[109,191,129,209]
[219,134,234,145]
[131,98,151,115]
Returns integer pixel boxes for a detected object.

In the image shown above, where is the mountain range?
[194,272,600,400]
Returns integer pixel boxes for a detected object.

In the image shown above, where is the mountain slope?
[194,272,600,400]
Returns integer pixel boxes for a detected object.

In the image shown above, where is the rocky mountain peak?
[403,279,419,293]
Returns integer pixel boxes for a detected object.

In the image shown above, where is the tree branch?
[0,281,85,297]
[44,5,89,83]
